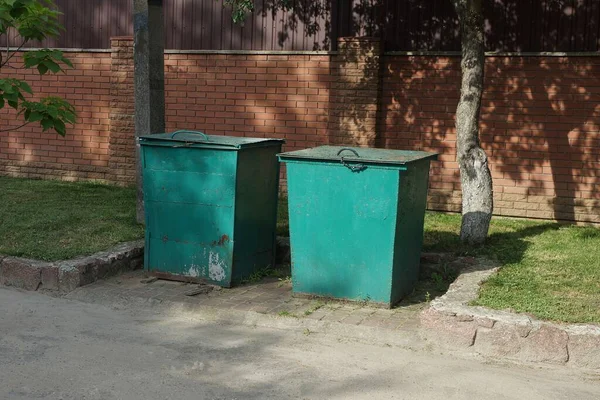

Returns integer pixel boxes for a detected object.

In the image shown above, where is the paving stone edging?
[420,260,600,370]
[1,237,287,294]
[0,240,144,293]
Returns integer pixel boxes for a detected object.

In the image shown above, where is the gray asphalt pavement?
[1,287,599,399]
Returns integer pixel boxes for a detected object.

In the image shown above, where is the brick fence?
[1,37,598,223]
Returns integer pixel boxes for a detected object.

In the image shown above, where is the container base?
[149,271,232,288]
[292,292,395,309]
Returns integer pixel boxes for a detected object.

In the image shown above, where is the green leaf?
[53,119,65,136]
[19,81,33,94]
[23,50,72,74]
[43,60,61,73]
[61,56,73,68]
[13,0,62,41]
[41,117,54,131]
[20,97,77,136]
[1,0,74,136]
[4,91,19,109]
[9,5,27,19]
[46,105,58,119]
[37,63,48,75]
[26,111,43,122]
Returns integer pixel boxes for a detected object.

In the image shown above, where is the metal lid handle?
[337,148,366,172]
[337,148,360,157]
[170,130,209,141]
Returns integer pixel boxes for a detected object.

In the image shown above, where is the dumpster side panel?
[232,145,282,283]
[391,160,432,304]
[286,161,398,305]
[142,146,237,286]
[142,145,234,174]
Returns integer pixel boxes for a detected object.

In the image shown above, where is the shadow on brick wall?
[487,57,600,223]
[381,57,459,211]
[381,55,600,224]
[379,1,600,224]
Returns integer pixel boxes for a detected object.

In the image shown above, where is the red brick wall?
[162,52,331,151]
[108,38,136,184]
[0,52,112,181]
[1,37,599,223]
[382,55,600,223]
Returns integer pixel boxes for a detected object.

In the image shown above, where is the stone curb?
[420,260,600,370]
[0,237,283,294]
[0,240,144,294]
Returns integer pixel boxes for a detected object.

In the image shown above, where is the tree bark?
[453,0,493,245]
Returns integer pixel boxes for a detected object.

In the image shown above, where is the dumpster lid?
[139,130,284,149]
[278,146,438,166]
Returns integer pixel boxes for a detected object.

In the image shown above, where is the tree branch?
[0,121,31,133]
[1,40,27,68]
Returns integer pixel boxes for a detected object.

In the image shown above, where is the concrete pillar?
[133,0,165,222]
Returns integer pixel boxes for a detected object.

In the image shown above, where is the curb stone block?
[420,308,478,348]
[0,257,48,291]
[475,322,568,364]
[565,326,600,369]
[58,266,81,293]
[0,240,144,294]
[522,324,569,364]
[40,265,59,290]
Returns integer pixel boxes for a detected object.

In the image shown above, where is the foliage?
[224,0,293,24]
[0,0,75,136]
[223,0,254,24]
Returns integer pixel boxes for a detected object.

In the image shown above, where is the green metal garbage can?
[278,146,437,307]
[139,130,284,287]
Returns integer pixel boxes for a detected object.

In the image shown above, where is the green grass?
[424,212,600,324]
[0,177,144,261]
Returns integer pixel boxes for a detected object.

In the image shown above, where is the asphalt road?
[1,287,599,400]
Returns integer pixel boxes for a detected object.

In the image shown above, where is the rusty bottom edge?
[149,271,232,288]
[292,292,394,309]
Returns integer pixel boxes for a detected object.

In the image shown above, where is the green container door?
[278,146,437,307]
[140,131,284,287]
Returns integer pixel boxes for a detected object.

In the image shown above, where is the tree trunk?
[453,0,493,245]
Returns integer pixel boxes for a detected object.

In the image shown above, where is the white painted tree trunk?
[453,0,493,245]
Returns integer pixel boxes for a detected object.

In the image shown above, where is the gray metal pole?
[133,0,165,223]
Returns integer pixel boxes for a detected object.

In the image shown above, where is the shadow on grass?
[397,274,456,308]
[400,221,562,308]
[424,221,561,265]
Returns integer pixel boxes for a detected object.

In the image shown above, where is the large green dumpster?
[139,130,284,287]
[278,146,437,307]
